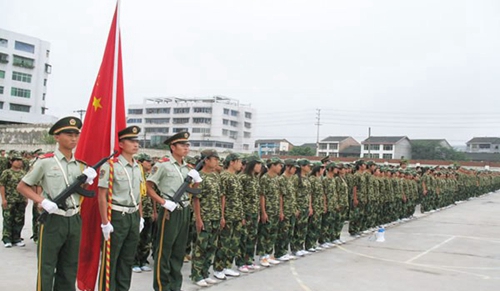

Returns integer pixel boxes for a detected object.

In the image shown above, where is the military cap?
[284,158,298,167]
[267,157,283,165]
[311,161,323,168]
[326,162,337,170]
[10,154,23,161]
[200,149,219,159]
[32,148,43,155]
[355,159,366,166]
[320,155,330,164]
[135,153,152,162]
[49,116,82,135]
[367,160,376,167]
[163,131,190,145]
[225,153,242,163]
[185,155,197,166]
[335,163,345,169]
[246,155,264,163]
[118,125,141,140]
[297,159,312,167]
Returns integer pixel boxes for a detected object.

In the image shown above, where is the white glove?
[139,217,145,233]
[187,169,202,183]
[41,199,58,214]
[83,168,97,185]
[162,200,178,212]
[101,222,114,241]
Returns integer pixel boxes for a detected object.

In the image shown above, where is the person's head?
[49,116,82,150]
[355,159,366,171]
[200,149,220,171]
[185,156,197,169]
[326,162,336,176]
[297,159,312,175]
[266,157,283,175]
[244,156,263,176]
[283,159,298,175]
[9,155,23,169]
[118,126,141,155]
[310,162,325,177]
[136,153,153,171]
[224,153,242,172]
[163,131,190,158]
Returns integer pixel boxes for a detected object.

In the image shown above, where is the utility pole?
[73,109,86,120]
[315,109,322,156]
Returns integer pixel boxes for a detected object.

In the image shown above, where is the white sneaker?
[315,246,324,251]
[204,277,217,284]
[333,239,342,245]
[260,256,270,267]
[141,265,152,272]
[196,279,209,287]
[247,263,261,270]
[320,243,331,248]
[4,242,12,248]
[308,248,317,252]
[295,250,305,257]
[132,266,142,273]
[14,241,25,247]
[224,268,240,277]
[278,254,290,261]
[238,265,250,273]
[214,270,226,280]
[302,249,311,255]
[287,254,297,260]
[268,256,281,265]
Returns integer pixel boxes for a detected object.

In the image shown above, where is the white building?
[466,137,500,153]
[127,96,256,153]
[254,139,293,155]
[317,136,360,157]
[0,29,57,124]
[360,136,412,160]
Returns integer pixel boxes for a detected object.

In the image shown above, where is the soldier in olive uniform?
[17,117,97,291]
[321,162,337,247]
[146,132,202,291]
[190,149,221,287]
[97,126,145,291]
[0,155,27,247]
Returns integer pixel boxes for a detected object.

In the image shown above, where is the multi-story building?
[127,96,255,153]
[360,136,411,160]
[466,137,500,153]
[317,136,360,157]
[254,139,293,155]
[0,29,56,124]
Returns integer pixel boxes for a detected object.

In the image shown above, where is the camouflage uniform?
[257,173,280,256]
[0,168,27,244]
[334,175,349,240]
[321,175,336,244]
[349,171,367,235]
[214,171,244,272]
[291,175,312,252]
[134,170,155,268]
[191,172,222,282]
[275,173,297,258]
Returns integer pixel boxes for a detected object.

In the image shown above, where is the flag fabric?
[75,4,126,290]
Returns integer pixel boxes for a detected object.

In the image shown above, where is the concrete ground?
[1,191,499,290]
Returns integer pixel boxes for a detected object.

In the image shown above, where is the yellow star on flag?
[92,96,102,111]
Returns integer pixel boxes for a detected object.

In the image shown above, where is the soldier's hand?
[41,199,58,214]
[101,222,114,241]
[220,217,226,229]
[152,211,158,221]
[196,219,204,234]
[139,217,145,233]
[261,213,268,223]
[2,200,7,210]
[308,207,313,217]
[242,219,246,226]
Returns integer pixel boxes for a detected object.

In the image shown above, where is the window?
[0,101,3,109]
[45,64,52,74]
[244,122,251,129]
[42,93,45,100]
[319,144,327,150]
[145,118,169,124]
[0,70,4,79]
[471,144,477,149]
[10,103,30,112]
[193,117,211,124]
[173,108,190,114]
[244,132,251,138]
[243,144,249,150]
[173,128,189,133]
[223,119,229,125]
[230,110,239,116]
[13,55,35,68]
[146,107,170,114]
[328,143,338,150]
[479,144,491,149]
[173,118,189,124]
[365,144,380,151]
[15,41,35,53]
[223,108,230,115]
[222,129,229,136]
[0,38,7,48]
[214,141,234,149]
[383,144,393,151]
[200,141,214,147]
[245,112,252,119]
[128,108,143,114]
[383,154,393,159]
[230,120,238,127]
[41,107,46,114]
[12,71,32,83]
[127,118,142,123]
[46,50,50,57]
[229,130,238,139]
[192,128,211,134]
[193,107,212,113]
[319,152,327,157]
[11,87,31,98]
[0,53,8,63]
[145,127,169,133]
[0,86,3,94]
[44,79,47,86]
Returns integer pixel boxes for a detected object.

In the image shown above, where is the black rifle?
[38,151,117,223]
[171,159,204,203]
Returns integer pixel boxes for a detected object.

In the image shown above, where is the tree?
[288,146,316,156]
[411,141,468,161]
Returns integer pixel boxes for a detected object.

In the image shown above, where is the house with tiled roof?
[317,136,359,157]
[360,136,411,160]
[255,139,293,155]
[466,137,500,153]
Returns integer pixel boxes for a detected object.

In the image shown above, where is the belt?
[111,204,139,214]
[53,207,80,217]
[162,193,190,209]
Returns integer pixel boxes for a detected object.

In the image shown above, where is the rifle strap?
[53,156,78,209]
[116,160,138,208]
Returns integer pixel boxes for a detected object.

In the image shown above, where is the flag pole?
[110,0,121,153]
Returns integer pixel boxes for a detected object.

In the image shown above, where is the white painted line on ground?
[405,236,456,264]
[289,260,313,291]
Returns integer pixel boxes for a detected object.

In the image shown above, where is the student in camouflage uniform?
[291,159,313,257]
[213,153,244,279]
[274,158,298,261]
[320,162,337,247]
[235,156,263,272]
[133,153,155,273]
[0,155,27,247]
[257,157,283,266]
[349,160,367,236]
[191,149,221,287]
[305,162,325,252]
[333,163,349,244]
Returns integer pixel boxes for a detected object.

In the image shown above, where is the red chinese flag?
[75,4,126,290]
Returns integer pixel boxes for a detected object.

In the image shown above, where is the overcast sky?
[2,0,499,146]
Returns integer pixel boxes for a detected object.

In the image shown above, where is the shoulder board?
[76,159,88,166]
[39,153,55,159]
[113,157,120,163]
[159,157,170,163]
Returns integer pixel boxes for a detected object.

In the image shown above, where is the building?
[411,139,452,149]
[317,136,360,157]
[339,145,361,158]
[255,139,293,155]
[0,29,56,124]
[466,137,500,153]
[127,96,255,153]
[360,136,411,160]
